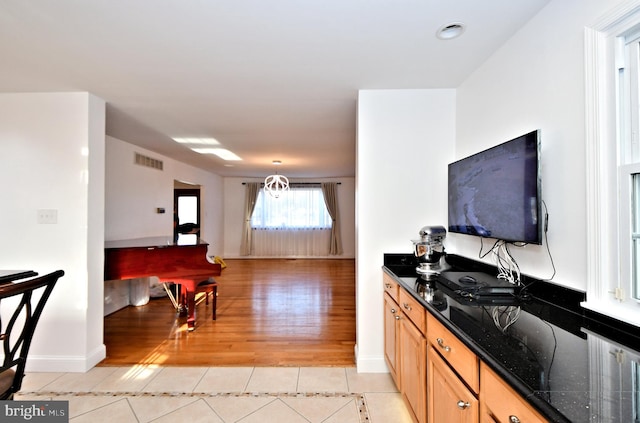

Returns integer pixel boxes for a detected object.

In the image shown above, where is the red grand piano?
[104,236,222,331]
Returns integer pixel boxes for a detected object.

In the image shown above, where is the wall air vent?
[134,152,163,170]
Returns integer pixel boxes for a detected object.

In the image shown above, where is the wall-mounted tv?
[448,130,542,245]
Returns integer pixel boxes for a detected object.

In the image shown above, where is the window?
[251,187,332,229]
[585,2,640,326]
[633,174,640,299]
[618,31,640,303]
[249,186,333,256]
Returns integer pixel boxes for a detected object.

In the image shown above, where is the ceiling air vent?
[134,152,163,170]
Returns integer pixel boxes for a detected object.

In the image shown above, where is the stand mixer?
[411,225,450,276]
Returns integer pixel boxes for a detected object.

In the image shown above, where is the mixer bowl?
[412,241,444,264]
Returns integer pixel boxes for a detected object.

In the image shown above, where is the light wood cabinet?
[399,289,427,334]
[426,312,479,423]
[383,273,427,423]
[428,345,479,423]
[384,292,401,387]
[400,310,427,423]
[383,272,399,302]
[383,271,548,423]
[426,313,479,393]
[480,363,546,423]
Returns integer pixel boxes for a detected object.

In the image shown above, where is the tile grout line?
[18,390,371,422]
[19,391,364,398]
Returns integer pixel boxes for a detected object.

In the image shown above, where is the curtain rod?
[242,182,341,185]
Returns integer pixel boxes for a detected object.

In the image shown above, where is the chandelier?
[264,160,289,198]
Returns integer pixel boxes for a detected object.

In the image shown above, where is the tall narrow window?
[633,174,640,299]
[619,34,640,303]
[585,2,640,326]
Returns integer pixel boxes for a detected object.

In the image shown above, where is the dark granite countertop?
[383,253,640,423]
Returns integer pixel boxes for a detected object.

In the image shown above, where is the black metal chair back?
[0,270,63,399]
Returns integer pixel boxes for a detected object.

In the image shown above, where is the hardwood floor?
[101,258,356,367]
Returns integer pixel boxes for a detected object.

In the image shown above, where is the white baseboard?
[354,344,390,373]
[25,344,106,373]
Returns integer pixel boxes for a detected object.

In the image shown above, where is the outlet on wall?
[37,209,58,224]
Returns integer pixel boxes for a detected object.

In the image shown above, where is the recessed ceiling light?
[172,137,220,145]
[192,148,242,161]
[436,22,465,40]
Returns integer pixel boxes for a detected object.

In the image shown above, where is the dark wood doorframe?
[173,188,201,239]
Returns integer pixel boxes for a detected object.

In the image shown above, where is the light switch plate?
[37,209,58,224]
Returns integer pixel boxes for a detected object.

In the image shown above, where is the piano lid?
[105,236,208,250]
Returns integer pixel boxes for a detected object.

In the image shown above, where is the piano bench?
[196,279,218,320]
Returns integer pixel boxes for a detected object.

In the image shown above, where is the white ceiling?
[0,0,550,178]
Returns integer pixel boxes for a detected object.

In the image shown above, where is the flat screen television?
[448,130,542,244]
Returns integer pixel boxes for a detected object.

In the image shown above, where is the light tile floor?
[16,366,413,422]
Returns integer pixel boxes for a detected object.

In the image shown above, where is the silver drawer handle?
[403,303,411,310]
[457,400,471,409]
[436,338,451,352]
[509,416,521,423]
[390,308,396,314]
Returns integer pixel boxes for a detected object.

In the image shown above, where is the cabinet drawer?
[480,363,546,423]
[383,272,399,303]
[427,313,479,393]
[399,289,426,335]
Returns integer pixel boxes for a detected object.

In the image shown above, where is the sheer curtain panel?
[240,182,259,256]
[251,228,330,256]
[322,182,343,255]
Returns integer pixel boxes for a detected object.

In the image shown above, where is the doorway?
[174,182,201,241]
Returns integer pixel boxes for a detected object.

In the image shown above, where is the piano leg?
[179,283,198,331]
[161,274,215,331]
[185,289,197,331]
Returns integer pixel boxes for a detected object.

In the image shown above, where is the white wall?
[452,0,624,291]
[105,136,224,257]
[223,176,356,258]
[356,89,456,372]
[0,92,106,372]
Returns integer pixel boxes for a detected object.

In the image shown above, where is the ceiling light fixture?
[264,160,289,198]
[192,148,242,161]
[172,137,220,145]
[436,22,466,40]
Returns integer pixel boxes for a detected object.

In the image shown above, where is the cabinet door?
[400,315,427,423]
[428,346,478,423]
[384,293,400,388]
[480,363,546,423]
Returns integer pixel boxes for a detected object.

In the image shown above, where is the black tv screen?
[448,130,542,244]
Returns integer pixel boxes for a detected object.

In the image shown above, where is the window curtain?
[252,228,331,256]
[240,182,260,256]
[322,182,343,255]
